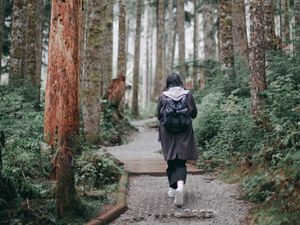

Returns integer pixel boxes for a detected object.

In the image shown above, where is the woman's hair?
[164,73,185,90]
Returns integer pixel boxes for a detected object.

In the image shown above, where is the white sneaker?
[167,188,176,198]
[174,188,184,207]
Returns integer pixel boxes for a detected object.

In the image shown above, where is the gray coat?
[157,87,198,161]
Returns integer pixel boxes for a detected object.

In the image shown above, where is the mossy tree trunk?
[202,3,216,60]
[264,0,277,50]
[177,0,186,78]
[81,1,102,144]
[249,0,267,119]
[117,0,126,79]
[219,0,235,95]
[25,0,43,102]
[232,0,249,65]
[9,0,27,85]
[100,1,113,97]
[281,0,290,51]
[131,0,142,118]
[44,0,81,216]
[294,0,300,51]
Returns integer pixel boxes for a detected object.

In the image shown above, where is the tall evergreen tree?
[9,0,27,85]
[232,0,249,64]
[193,0,199,89]
[44,0,81,216]
[100,1,113,96]
[281,0,290,50]
[117,0,127,79]
[153,0,165,100]
[219,0,235,94]
[294,0,300,51]
[81,1,102,144]
[0,0,4,76]
[249,0,267,118]
[131,0,142,118]
[264,0,277,50]
[177,0,186,78]
[167,0,175,74]
[202,3,216,60]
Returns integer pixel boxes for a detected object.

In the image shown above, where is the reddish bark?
[44,0,81,148]
[104,75,126,107]
[44,0,81,217]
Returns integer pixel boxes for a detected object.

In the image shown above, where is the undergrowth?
[0,85,122,225]
[194,53,300,225]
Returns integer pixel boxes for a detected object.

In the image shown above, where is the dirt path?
[106,118,251,225]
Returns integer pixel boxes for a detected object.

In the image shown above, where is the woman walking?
[157,73,198,207]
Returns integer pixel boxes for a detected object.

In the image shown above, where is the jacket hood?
[162,87,189,101]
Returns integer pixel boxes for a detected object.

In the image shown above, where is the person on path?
[156,73,198,207]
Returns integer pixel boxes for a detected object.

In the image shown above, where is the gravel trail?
[107,118,252,225]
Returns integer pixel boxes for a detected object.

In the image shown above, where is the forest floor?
[105,118,252,225]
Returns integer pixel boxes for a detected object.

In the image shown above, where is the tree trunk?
[152,0,165,100]
[25,0,38,85]
[117,0,126,79]
[146,1,151,104]
[35,0,44,101]
[44,0,81,217]
[249,0,267,118]
[264,0,277,50]
[203,3,216,60]
[9,0,27,85]
[219,0,235,95]
[131,0,142,118]
[0,0,4,76]
[81,0,102,144]
[294,0,300,51]
[281,0,290,51]
[193,0,199,89]
[167,0,174,74]
[232,0,249,64]
[177,0,186,78]
[100,1,113,96]
[44,0,81,150]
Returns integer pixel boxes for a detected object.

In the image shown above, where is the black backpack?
[163,95,191,133]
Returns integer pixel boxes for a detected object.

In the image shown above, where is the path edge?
[85,168,128,225]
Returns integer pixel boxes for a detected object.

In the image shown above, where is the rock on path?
[106,118,251,225]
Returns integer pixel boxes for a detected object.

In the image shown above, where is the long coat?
[157,89,198,161]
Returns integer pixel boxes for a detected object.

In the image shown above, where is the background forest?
[0,0,299,225]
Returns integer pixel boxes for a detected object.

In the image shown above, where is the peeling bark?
[249,0,267,118]
[44,0,81,150]
[44,0,81,217]
[131,0,142,118]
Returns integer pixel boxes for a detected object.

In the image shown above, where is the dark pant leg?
[166,158,187,189]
